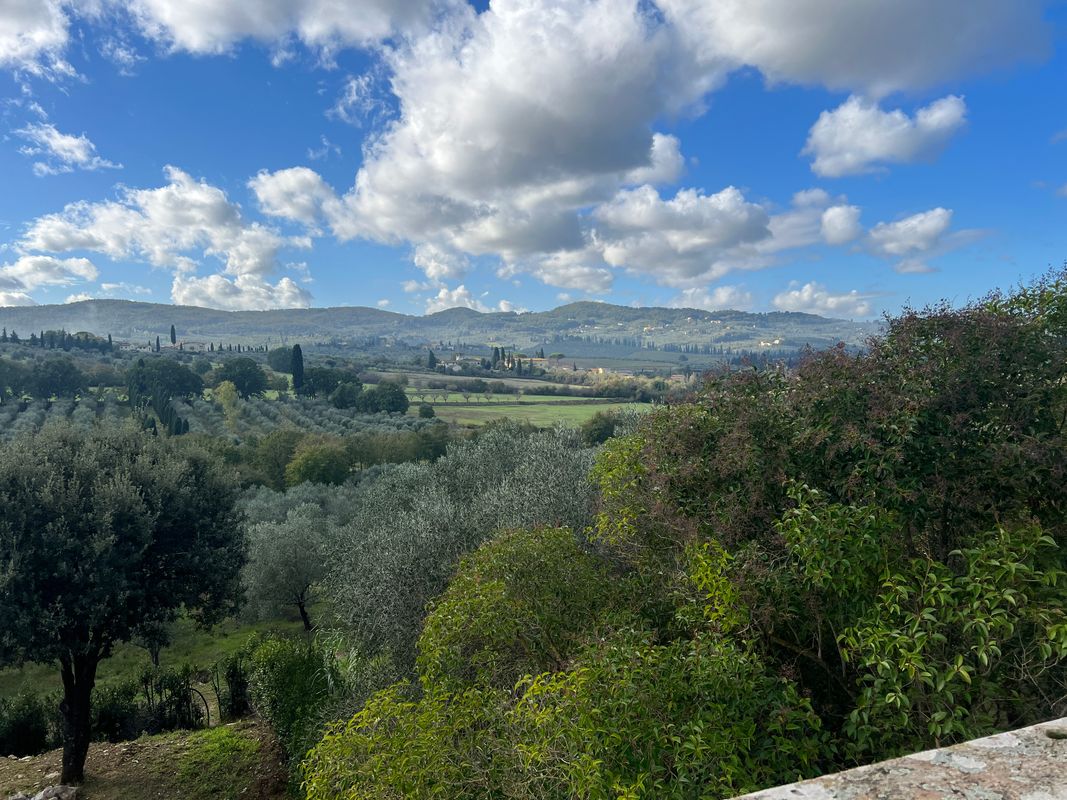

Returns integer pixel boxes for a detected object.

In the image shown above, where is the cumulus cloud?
[19,166,310,309]
[171,273,311,310]
[820,204,862,245]
[65,292,94,303]
[594,184,770,284]
[657,0,1048,97]
[23,166,288,274]
[0,255,97,295]
[0,291,36,306]
[331,0,722,260]
[867,207,980,273]
[16,122,122,176]
[670,285,753,311]
[376,298,390,307]
[0,0,72,76]
[773,281,876,318]
[424,284,488,313]
[804,95,967,177]
[249,166,337,227]
[123,0,444,56]
[412,243,468,282]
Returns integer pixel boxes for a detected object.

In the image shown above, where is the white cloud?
[496,298,524,313]
[867,207,976,273]
[424,284,488,313]
[773,281,875,318]
[412,243,467,282]
[19,166,311,310]
[376,298,391,307]
[657,0,1048,97]
[330,0,723,262]
[16,122,122,176]
[101,281,152,295]
[65,292,94,303]
[804,95,967,177]
[0,255,97,293]
[329,72,387,125]
[820,204,862,245]
[249,166,337,227]
[171,273,311,310]
[624,133,685,185]
[0,291,36,307]
[306,135,340,161]
[0,0,72,76]
[23,166,290,277]
[123,0,443,56]
[670,285,753,311]
[595,184,770,284]
[502,249,615,293]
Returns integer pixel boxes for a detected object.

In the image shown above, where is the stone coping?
[734,717,1067,800]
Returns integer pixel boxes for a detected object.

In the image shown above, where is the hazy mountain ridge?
[0,299,879,351]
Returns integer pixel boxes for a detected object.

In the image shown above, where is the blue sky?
[0,1,1065,318]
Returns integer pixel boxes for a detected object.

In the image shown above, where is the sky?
[0,1,1065,318]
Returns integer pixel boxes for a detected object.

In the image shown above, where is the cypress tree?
[170,324,176,345]
[291,344,304,392]
[427,349,437,369]
[155,336,160,352]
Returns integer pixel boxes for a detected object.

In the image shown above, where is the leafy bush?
[417,528,619,691]
[249,636,338,760]
[0,692,60,756]
[91,681,141,743]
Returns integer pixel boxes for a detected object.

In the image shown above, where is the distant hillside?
[0,299,878,354]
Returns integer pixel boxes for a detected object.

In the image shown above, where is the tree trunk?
[296,600,313,632]
[59,653,99,784]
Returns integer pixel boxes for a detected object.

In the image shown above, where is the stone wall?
[735,717,1067,800]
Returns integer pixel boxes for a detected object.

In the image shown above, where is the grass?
[0,613,308,700]
[429,401,649,427]
[406,389,606,404]
[0,720,287,800]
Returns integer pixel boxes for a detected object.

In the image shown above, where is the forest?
[0,269,1065,799]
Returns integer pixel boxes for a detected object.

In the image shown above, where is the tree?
[329,381,363,409]
[244,505,328,631]
[427,349,437,369]
[285,440,351,486]
[169,325,176,346]
[267,346,294,373]
[154,335,161,352]
[216,357,267,398]
[357,381,409,414]
[31,358,86,398]
[0,423,245,783]
[301,366,347,397]
[291,344,304,392]
[214,380,241,429]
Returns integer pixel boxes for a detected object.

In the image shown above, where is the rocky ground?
[1,721,288,800]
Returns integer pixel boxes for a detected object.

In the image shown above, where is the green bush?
[303,684,516,800]
[0,692,60,756]
[249,636,338,759]
[417,527,620,691]
[91,681,141,743]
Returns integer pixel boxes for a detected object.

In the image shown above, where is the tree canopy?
[0,422,246,782]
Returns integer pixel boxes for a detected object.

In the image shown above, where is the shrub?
[0,692,60,756]
[249,637,338,759]
[91,681,141,743]
[417,528,619,691]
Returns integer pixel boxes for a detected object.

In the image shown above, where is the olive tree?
[244,504,329,631]
[0,422,245,784]
[324,422,597,665]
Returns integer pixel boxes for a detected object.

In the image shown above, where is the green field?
[406,389,603,404]
[427,401,650,427]
[0,613,308,699]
